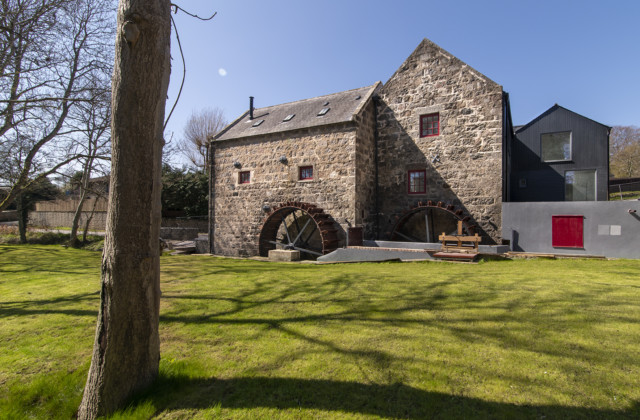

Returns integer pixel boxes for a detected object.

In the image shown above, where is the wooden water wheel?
[390,200,476,243]
[258,202,339,258]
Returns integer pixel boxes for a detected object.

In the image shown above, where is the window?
[541,131,571,162]
[408,170,426,194]
[299,166,313,181]
[552,215,584,248]
[420,113,439,137]
[565,170,596,201]
[238,171,250,184]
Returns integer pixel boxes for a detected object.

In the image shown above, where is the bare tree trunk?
[16,192,27,243]
[77,0,171,418]
[82,196,100,243]
[70,189,88,247]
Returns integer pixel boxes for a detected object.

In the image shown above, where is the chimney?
[249,96,254,120]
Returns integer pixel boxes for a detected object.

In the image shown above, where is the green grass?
[1,245,640,419]
[609,190,640,200]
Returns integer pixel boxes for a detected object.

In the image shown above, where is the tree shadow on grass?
[135,374,640,419]
[0,291,99,318]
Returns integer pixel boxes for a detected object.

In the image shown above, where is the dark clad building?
[509,104,610,202]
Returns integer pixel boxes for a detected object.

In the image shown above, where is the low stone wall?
[160,227,199,240]
[161,218,208,232]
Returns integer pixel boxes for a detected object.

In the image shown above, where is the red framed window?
[238,171,250,184]
[408,169,426,194]
[299,166,313,181]
[420,113,439,137]
[552,215,584,248]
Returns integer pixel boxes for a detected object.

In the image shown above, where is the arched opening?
[258,202,339,259]
[390,201,475,243]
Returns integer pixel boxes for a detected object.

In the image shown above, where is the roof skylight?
[317,108,330,116]
[283,114,295,122]
[252,119,264,127]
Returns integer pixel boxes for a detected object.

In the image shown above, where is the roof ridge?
[250,83,380,112]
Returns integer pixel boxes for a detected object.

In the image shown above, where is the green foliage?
[161,164,208,218]
[1,246,640,419]
[610,125,640,178]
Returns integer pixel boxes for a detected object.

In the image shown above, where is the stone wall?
[354,96,379,239]
[376,39,504,243]
[211,123,362,257]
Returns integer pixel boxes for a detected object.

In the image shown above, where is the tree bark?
[77,0,171,418]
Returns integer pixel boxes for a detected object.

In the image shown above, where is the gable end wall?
[376,39,504,243]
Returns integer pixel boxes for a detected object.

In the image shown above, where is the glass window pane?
[420,113,439,137]
[408,170,426,194]
[542,132,571,161]
[565,170,595,201]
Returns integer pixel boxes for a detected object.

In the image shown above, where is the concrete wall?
[376,39,504,243]
[503,201,640,259]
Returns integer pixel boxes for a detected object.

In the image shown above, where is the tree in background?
[609,126,640,178]
[161,164,208,218]
[67,82,112,247]
[179,107,226,171]
[77,0,171,417]
[15,177,60,243]
[0,0,114,212]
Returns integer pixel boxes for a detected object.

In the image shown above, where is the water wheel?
[390,200,476,243]
[258,202,339,258]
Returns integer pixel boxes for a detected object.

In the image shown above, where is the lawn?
[1,245,639,419]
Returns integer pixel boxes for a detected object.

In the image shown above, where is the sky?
[164,0,640,150]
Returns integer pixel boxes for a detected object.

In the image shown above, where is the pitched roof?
[214,82,381,142]
[515,104,611,133]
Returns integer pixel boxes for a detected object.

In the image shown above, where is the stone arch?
[258,202,339,258]
[390,200,476,243]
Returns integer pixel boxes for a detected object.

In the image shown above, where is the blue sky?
[165,0,639,144]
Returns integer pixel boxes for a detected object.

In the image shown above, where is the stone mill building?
[209,39,512,258]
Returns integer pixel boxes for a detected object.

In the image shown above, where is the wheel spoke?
[292,245,323,257]
[280,214,293,245]
[291,218,312,247]
[301,223,317,247]
[395,230,422,242]
[292,210,302,237]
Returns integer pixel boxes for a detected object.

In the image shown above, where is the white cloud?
[218,68,227,77]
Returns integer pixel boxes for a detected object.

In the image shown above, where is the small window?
[299,166,313,181]
[565,170,595,201]
[541,132,571,162]
[317,108,330,116]
[408,169,426,194]
[420,113,439,137]
[252,119,264,127]
[283,114,295,122]
[238,171,250,184]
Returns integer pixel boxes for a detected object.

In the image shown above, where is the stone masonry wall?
[354,97,379,239]
[376,39,504,243]
[211,123,359,257]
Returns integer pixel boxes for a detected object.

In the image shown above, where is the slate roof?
[214,82,381,142]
